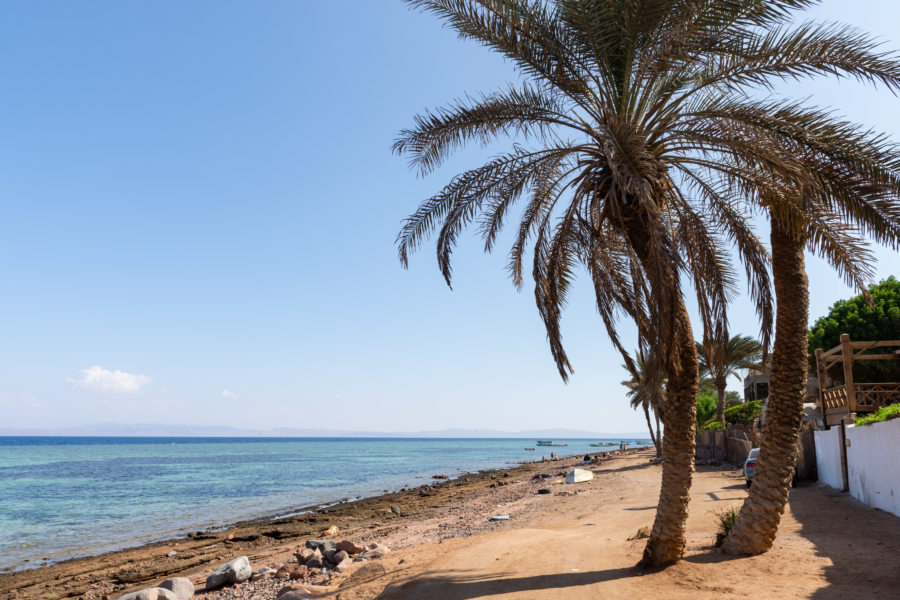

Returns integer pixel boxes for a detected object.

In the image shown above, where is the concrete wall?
[695,429,725,461]
[815,419,900,518]
[726,436,752,466]
[845,419,900,517]
[814,427,844,490]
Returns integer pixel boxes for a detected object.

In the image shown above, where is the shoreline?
[1,448,638,599]
[1,438,644,575]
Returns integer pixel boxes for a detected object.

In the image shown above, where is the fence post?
[840,333,856,414]
[815,347,827,421]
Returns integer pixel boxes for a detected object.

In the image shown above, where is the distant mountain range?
[0,423,648,439]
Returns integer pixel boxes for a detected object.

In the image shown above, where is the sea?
[0,436,650,573]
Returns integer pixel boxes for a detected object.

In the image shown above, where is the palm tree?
[622,352,664,458]
[394,0,899,565]
[697,335,763,424]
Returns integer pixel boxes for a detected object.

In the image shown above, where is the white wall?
[845,419,900,517]
[814,427,844,490]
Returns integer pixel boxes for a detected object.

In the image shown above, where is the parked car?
[744,448,760,487]
[743,447,798,488]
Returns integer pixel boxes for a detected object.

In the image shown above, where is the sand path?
[334,450,900,599]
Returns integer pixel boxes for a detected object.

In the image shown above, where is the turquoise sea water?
[0,436,649,572]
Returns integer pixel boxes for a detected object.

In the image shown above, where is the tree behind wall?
[808,277,900,383]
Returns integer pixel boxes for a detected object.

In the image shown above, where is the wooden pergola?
[814,333,900,426]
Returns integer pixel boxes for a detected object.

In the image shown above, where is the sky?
[0,1,898,434]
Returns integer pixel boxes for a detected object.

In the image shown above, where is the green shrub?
[724,400,762,426]
[696,388,718,426]
[714,505,740,547]
[702,421,725,430]
[855,402,900,426]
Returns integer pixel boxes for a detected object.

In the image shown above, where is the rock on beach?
[117,588,179,600]
[157,577,194,600]
[205,556,252,591]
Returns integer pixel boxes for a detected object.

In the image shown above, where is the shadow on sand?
[375,567,642,599]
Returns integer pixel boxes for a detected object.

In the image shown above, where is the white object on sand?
[565,468,593,484]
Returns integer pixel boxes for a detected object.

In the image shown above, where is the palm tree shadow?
[376,566,642,599]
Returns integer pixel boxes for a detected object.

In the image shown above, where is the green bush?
[702,421,725,430]
[855,403,900,426]
[696,388,718,426]
[724,400,762,427]
[808,276,900,383]
[714,505,740,547]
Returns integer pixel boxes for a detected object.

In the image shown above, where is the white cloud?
[221,389,238,398]
[68,365,152,394]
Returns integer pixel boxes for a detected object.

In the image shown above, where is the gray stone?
[333,550,349,564]
[205,556,252,591]
[305,539,336,553]
[305,556,323,569]
[390,506,401,515]
[118,588,179,600]
[158,577,194,600]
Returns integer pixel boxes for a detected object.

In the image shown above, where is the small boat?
[565,468,594,484]
[524,447,535,451]
[536,441,568,447]
[589,442,614,447]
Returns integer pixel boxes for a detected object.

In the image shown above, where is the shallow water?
[0,436,649,571]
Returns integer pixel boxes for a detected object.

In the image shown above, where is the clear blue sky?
[0,1,897,433]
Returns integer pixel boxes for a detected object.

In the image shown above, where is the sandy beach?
[4,448,900,599]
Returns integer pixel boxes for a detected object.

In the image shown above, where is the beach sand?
[4,448,900,599]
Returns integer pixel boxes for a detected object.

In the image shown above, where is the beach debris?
[321,525,340,537]
[432,473,448,479]
[117,588,179,600]
[537,488,552,495]
[357,542,390,561]
[390,506,402,515]
[532,473,551,480]
[565,468,594,484]
[305,539,336,553]
[205,555,252,591]
[503,472,510,477]
[157,577,194,600]
[488,515,509,521]
[629,526,652,540]
[289,566,308,580]
[336,540,364,554]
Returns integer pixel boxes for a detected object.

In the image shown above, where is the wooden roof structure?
[814,333,900,426]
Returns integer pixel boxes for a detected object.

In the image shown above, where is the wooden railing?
[854,383,900,410]
[822,385,848,411]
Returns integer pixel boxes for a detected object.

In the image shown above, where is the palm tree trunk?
[618,206,699,566]
[639,312,697,566]
[716,377,727,424]
[654,410,662,458]
[722,212,808,555]
[643,402,661,457]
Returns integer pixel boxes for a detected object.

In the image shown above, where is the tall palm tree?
[697,335,763,424]
[622,352,664,457]
[394,0,899,565]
